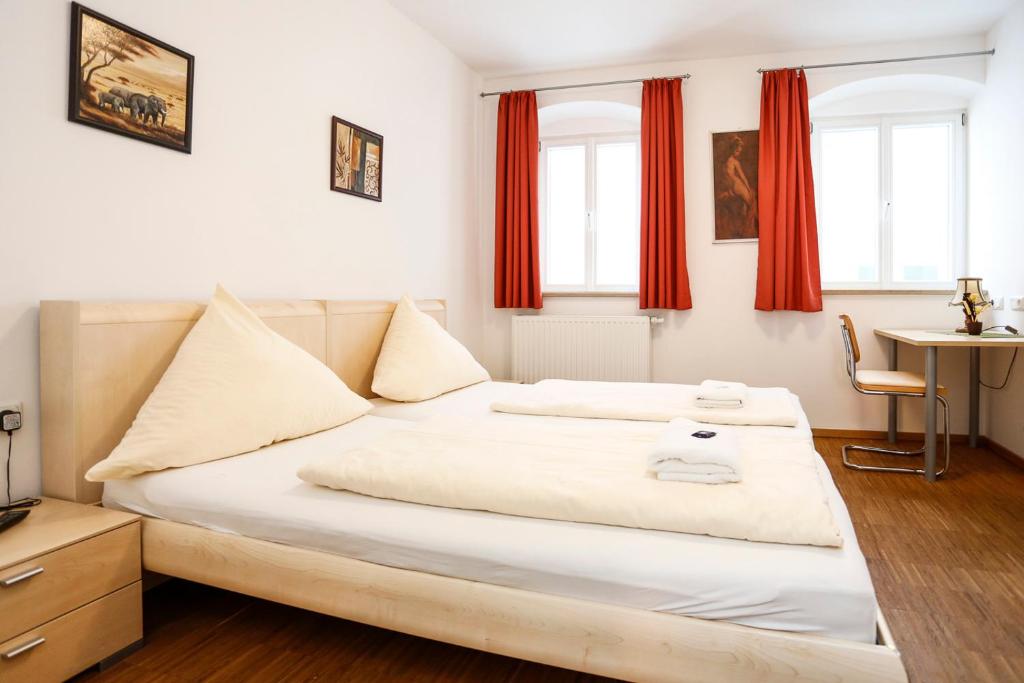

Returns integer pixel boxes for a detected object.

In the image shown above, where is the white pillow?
[371,296,489,402]
[86,285,371,481]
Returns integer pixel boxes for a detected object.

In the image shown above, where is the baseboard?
[811,429,1024,468]
[811,428,971,444]
[983,437,1024,469]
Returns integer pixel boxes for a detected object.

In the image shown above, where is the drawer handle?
[2,636,46,659]
[0,566,44,587]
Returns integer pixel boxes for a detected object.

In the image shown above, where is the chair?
[838,314,950,476]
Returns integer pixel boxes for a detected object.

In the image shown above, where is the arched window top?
[810,74,980,116]
[538,100,640,137]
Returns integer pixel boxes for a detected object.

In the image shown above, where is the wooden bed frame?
[39,297,908,683]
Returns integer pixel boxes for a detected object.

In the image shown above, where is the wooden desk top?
[875,328,1024,348]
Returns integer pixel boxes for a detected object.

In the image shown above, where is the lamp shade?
[949,277,989,307]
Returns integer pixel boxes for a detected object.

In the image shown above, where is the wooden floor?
[76,437,1024,683]
[819,437,1024,683]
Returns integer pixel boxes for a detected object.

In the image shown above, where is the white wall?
[0,0,482,500]
[969,4,1024,456]
[478,36,990,435]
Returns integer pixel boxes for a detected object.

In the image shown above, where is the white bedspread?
[368,382,814,441]
[298,415,841,547]
[490,379,801,427]
[102,414,878,642]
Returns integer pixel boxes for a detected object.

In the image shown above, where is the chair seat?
[855,370,948,396]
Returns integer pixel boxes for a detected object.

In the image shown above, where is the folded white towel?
[697,379,749,403]
[654,462,738,475]
[695,398,743,409]
[647,418,741,483]
[657,471,739,484]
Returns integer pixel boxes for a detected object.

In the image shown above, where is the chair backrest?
[838,314,861,362]
[838,314,860,380]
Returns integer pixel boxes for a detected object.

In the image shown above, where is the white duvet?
[299,415,842,547]
[490,379,801,427]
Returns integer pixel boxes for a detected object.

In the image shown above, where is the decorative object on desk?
[711,130,759,241]
[331,116,383,201]
[949,277,991,334]
[68,3,195,153]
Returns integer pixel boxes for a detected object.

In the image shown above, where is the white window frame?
[540,133,641,293]
[811,110,966,291]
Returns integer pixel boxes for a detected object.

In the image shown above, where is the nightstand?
[0,498,142,681]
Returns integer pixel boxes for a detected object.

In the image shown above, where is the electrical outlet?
[1010,296,1024,312]
[991,297,1004,310]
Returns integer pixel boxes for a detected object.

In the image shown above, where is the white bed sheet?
[103,413,877,643]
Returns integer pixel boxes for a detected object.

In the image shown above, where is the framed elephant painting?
[68,3,195,153]
[331,116,383,201]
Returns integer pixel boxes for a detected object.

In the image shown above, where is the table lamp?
[948,277,990,334]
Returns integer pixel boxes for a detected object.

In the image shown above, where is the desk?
[874,329,1024,481]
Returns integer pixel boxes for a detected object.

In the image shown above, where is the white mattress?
[103,411,878,642]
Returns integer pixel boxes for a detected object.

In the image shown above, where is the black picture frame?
[331,116,383,201]
[68,2,195,154]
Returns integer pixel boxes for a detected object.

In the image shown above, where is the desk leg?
[969,347,980,448]
[925,346,938,482]
[888,339,898,443]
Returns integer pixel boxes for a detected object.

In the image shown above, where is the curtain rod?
[479,74,691,98]
[756,49,994,73]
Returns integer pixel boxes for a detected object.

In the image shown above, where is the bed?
[39,298,907,683]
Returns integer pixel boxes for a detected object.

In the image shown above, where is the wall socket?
[991,296,1004,310]
[1010,296,1024,312]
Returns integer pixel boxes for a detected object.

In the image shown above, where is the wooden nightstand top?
[0,497,138,570]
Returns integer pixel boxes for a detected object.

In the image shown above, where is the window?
[812,112,965,290]
[540,135,640,292]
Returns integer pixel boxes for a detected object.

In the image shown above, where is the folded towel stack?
[695,379,748,409]
[647,418,741,484]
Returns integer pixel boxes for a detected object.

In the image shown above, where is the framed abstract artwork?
[331,116,383,201]
[711,129,759,242]
[68,2,195,153]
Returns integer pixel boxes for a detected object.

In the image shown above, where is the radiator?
[511,315,652,383]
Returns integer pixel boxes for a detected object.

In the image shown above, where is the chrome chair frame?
[840,323,950,477]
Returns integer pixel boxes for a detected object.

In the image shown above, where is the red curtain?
[755,69,822,312]
[640,78,691,310]
[494,90,542,309]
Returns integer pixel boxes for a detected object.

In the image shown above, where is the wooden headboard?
[39,298,445,504]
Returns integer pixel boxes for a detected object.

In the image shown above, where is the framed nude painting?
[331,116,383,201]
[711,130,759,242]
[68,2,195,153]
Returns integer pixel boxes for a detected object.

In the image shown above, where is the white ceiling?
[388,0,1015,77]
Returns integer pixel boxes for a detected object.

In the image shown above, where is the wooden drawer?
[0,521,140,642]
[0,581,141,682]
